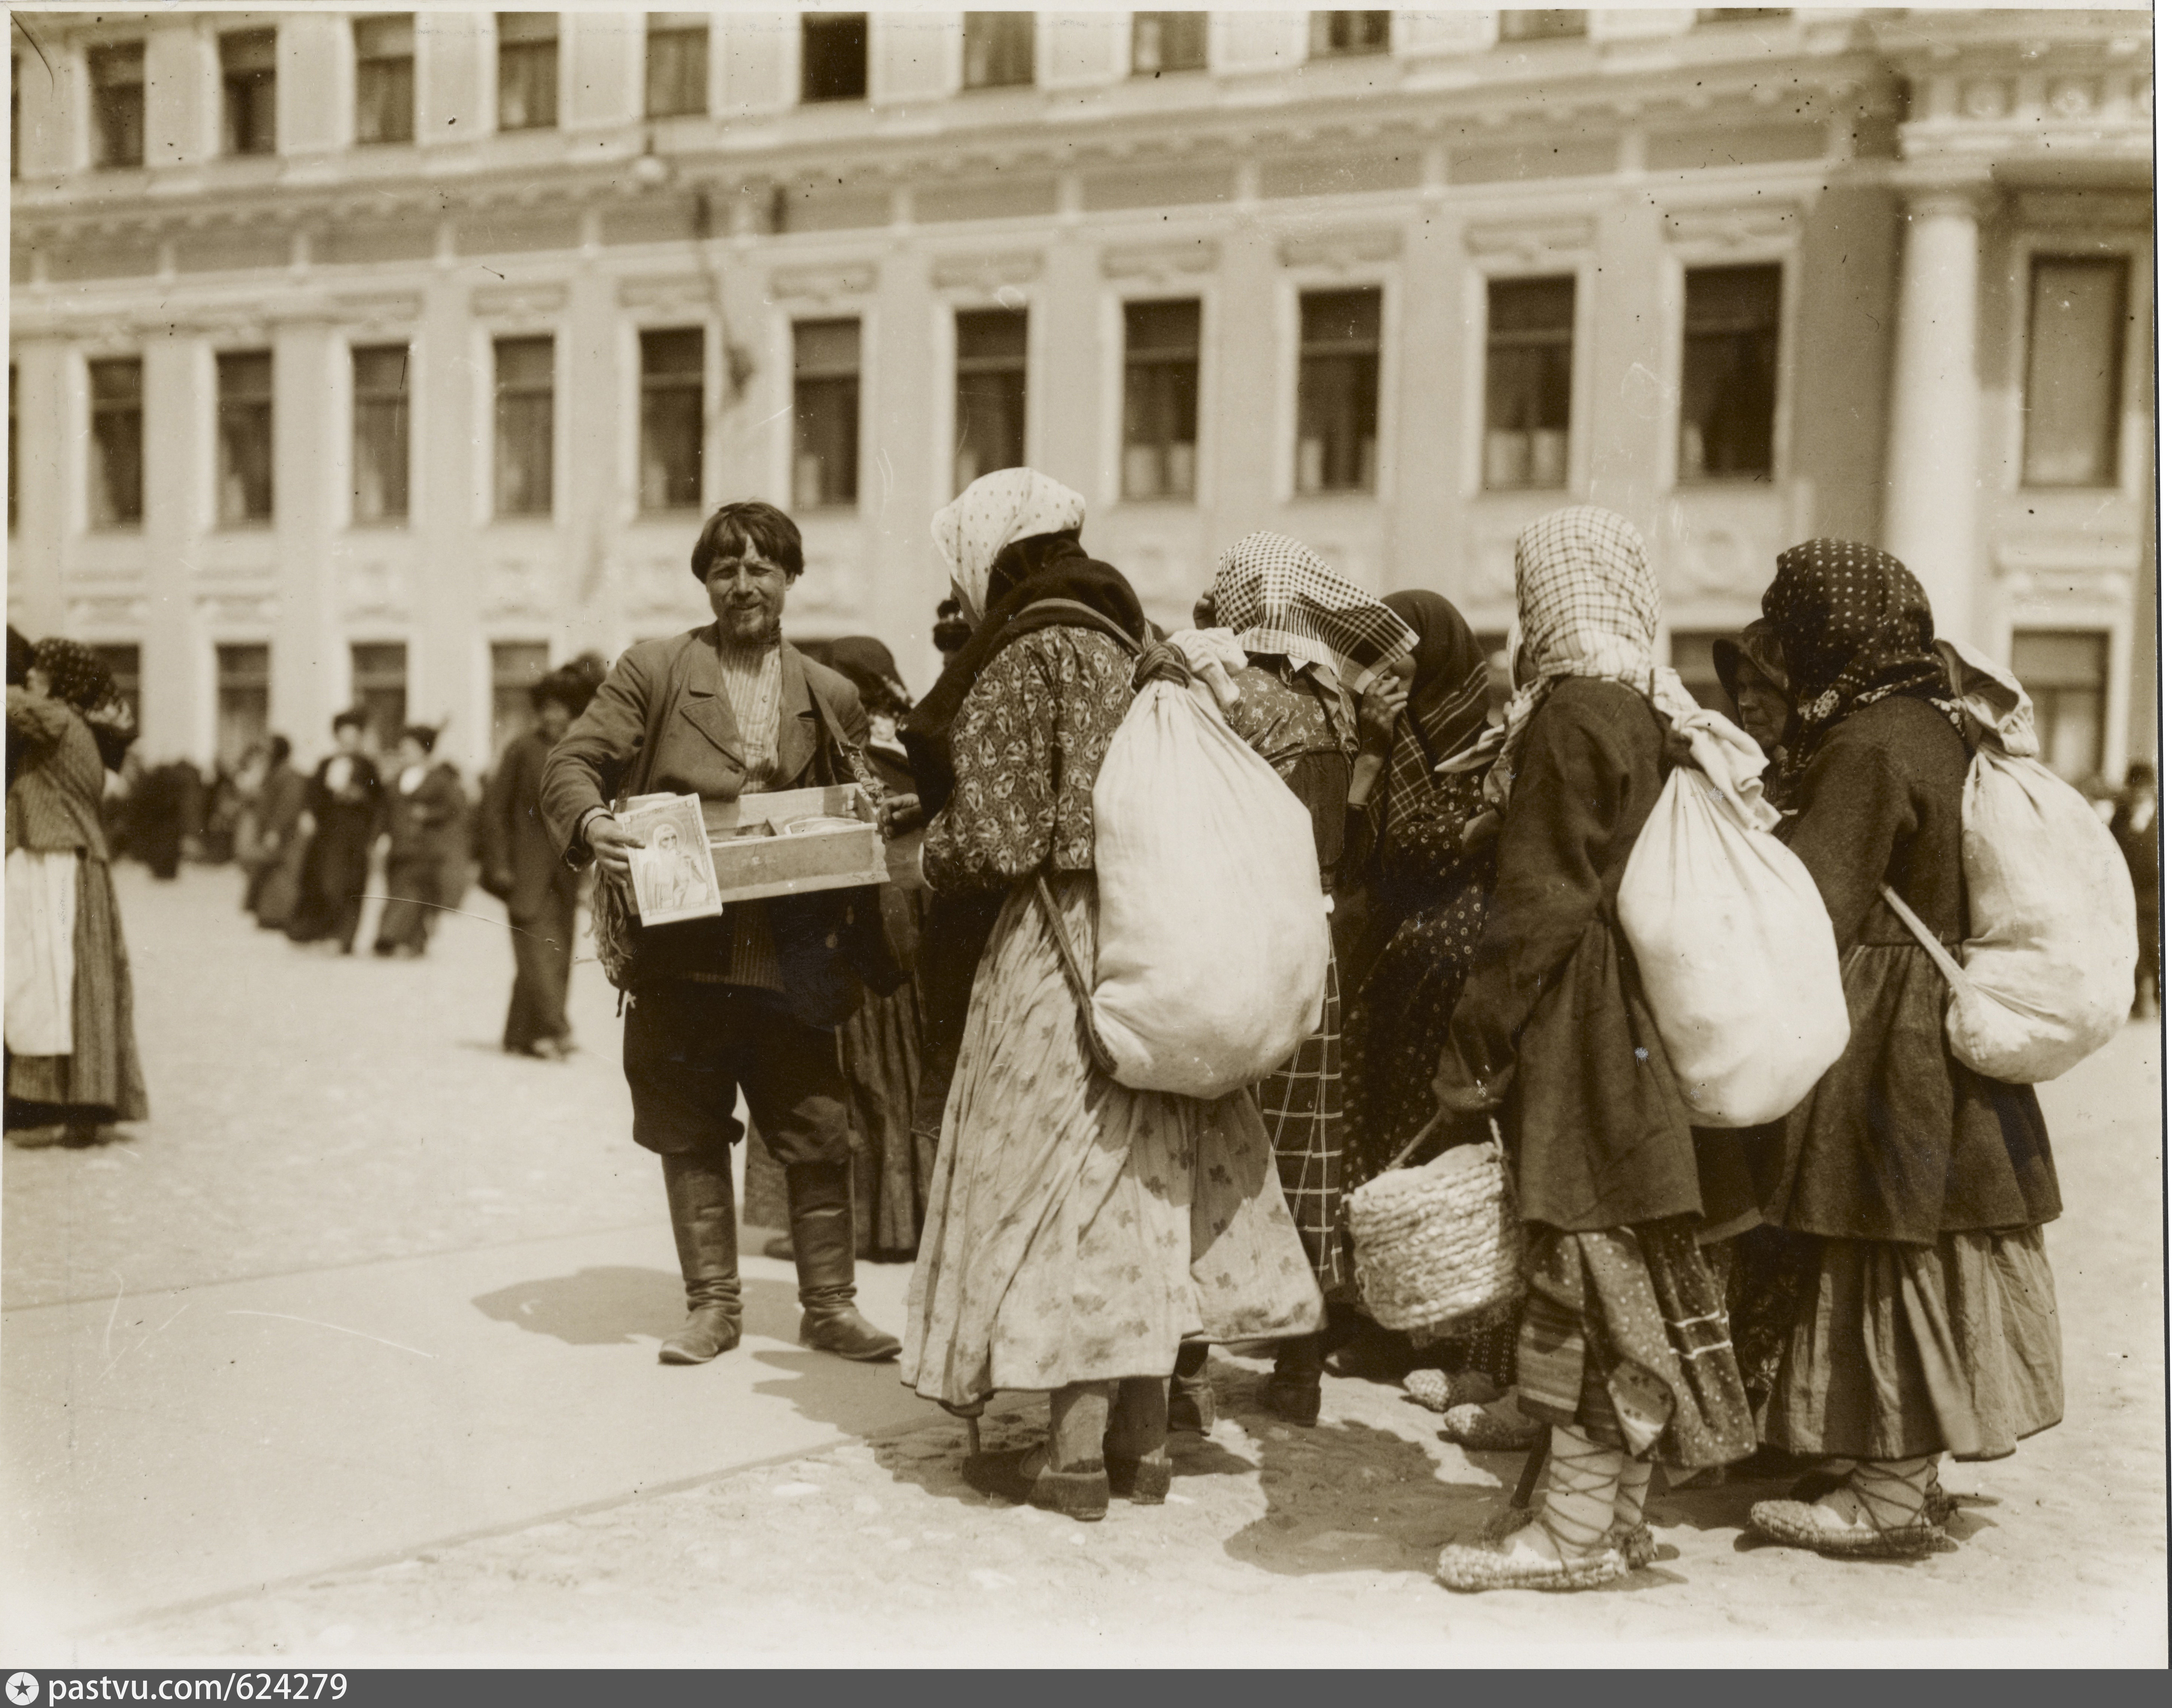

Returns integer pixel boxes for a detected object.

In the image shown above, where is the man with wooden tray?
[541,501,914,1367]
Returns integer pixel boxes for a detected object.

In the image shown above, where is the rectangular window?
[216,351,275,525]
[645,13,708,118]
[2011,629,2109,782]
[1308,13,1392,58]
[12,55,20,180]
[1484,276,1575,490]
[354,14,416,145]
[2023,256,2129,489]
[1123,300,1200,501]
[954,307,1028,493]
[1498,11,1588,42]
[350,642,408,750]
[1132,13,1208,75]
[793,320,861,510]
[1679,263,1780,482]
[91,644,142,729]
[352,344,410,524]
[497,13,559,131]
[962,13,1035,90]
[8,365,17,533]
[88,41,146,169]
[1295,288,1380,495]
[89,357,145,529]
[801,13,867,103]
[639,328,704,513]
[221,30,278,157]
[491,640,550,759]
[216,643,271,770]
[494,336,555,517]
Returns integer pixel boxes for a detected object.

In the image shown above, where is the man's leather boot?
[786,1160,902,1362]
[658,1148,743,1365]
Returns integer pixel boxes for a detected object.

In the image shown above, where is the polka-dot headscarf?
[1482,506,1699,811]
[30,638,118,715]
[1761,539,1962,783]
[932,469,1087,625]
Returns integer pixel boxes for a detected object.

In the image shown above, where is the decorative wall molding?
[1660,203,1800,249]
[2011,189,2153,230]
[66,595,152,630]
[1462,218,1595,263]
[616,275,713,314]
[194,592,279,628]
[1100,240,1222,283]
[928,250,1044,292]
[470,282,569,320]
[341,560,409,620]
[332,291,426,327]
[1278,227,1403,270]
[767,262,879,304]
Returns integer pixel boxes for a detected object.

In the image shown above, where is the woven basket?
[1347,1136,1524,1335]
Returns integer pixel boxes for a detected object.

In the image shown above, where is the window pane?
[1300,289,1382,348]
[498,15,559,130]
[217,352,274,524]
[221,31,277,156]
[350,642,408,750]
[1133,13,1208,75]
[89,357,144,528]
[1308,12,1392,57]
[1123,301,1200,501]
[355,16,416,144]
[216,644,271,770]
[963,13,1035,90]
[793,318,861,511]
[1679,263,1780,481]
[1296,288,1380,495]
[8,365,16,534]
[494,336,554,516]
[639,328,704,512]
[352,344,410,523]
[2011,629,2108,782]
[1485,276,1574,490]
[954,309,1027,492]
[491,640,550,756]
[646,22,708,117]
[89,42,146,168]
[92,644,142,728]
[802,13,867,103]
[1498,11,1588,42]
[2023,257,2127,488]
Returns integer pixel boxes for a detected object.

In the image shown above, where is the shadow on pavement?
[470,1265,684,1346]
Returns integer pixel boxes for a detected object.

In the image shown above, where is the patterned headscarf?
[1483,506,1699,810]
[1761,539,1963,784]
[1386,589,1491,769]
[932,468,1087,625]
[1211,532,1416,748]
[31,638,117,714]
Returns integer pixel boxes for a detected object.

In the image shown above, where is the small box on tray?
[618,785,889,922]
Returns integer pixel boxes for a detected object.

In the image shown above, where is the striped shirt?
[716,642,784,992]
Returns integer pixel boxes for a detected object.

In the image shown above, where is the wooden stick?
[1382,1112,1445,1175]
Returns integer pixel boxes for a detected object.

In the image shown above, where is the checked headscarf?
[1483,506,1699,811]
[1212,531,1416,748]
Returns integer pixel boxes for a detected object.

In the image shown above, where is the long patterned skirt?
[1259,946,1345,1295]
[901,874,1323,1413]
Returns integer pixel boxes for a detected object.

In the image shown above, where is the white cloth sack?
[1927,747,2135,1083]
[1090,679,1330,1099]
[6,847,77,1057]
[1618,714,1850,1127]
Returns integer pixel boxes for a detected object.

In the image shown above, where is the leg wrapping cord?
[1537,1426,1622,1559]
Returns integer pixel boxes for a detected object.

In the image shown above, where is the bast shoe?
[1440,1394,1543,1452]
[1105,1452,1172,1505]
[1403,1369,1501,1414]
[1437,1523,1626,1593]
[1748,1492,1950,1560]
[965,1446,1110,1523]
[1478,1506,1656,1571]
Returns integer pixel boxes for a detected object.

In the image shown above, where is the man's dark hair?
[332,708,369,735]
[530,667,595,718]
[691,501,803,584]
[400,723,438,755]
[2127,759,2156,789]
[268,735,292,765]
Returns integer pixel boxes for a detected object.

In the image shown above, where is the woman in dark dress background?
[286,709,383,954]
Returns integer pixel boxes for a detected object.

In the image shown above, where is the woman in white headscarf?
[1430,507,1755,1593]
[900,471,1322,1524]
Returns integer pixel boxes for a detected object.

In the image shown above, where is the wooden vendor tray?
[698,783,889,905]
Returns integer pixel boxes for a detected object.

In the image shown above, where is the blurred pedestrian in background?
[129,757,197,881]
[373,724,465,958]
[482,667,595,1061]
[239,736,308,929]
[2111,759,2159,1019]
[286,710,383,955]
[6,639,148,1149]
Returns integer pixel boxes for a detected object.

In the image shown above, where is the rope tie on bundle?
[1132,640,1194,693]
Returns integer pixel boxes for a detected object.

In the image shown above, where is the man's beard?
[721,611,782,649]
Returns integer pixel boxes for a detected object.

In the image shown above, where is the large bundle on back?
[1089,678,1330,1099]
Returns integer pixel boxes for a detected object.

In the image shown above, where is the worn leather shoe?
[799,1298,902,1362]
[659,1303,742,1365]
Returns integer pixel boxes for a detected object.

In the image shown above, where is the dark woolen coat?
[1763,694,2059,1244]
[1443,677,1712,1233]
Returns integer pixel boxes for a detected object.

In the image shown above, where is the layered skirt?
[902,874,1323,1412]
[5,851,149,1124]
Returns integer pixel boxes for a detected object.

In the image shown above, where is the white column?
[1882,185,1985,644]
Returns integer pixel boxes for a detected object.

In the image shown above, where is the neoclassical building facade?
[7,8,2154,778]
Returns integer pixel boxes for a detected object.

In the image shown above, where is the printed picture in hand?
[620,793,722,925]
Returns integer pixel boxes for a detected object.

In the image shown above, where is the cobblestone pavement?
[9,867,2166,1666]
